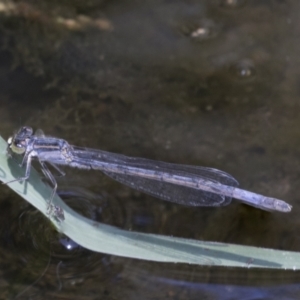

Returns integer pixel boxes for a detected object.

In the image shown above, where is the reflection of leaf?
[0,134,299,269]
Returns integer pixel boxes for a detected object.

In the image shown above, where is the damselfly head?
[7,126,33,155]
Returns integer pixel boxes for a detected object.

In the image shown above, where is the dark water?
[0,0,300,298]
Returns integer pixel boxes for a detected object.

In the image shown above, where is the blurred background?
[0,0,300,298]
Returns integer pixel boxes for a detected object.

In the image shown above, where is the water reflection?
[113,259,300,299]
[144,279,300,300]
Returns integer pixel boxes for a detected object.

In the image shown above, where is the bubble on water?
[59,237,80,250]
[219,0,246,8]
[181,19,220,41]
[230,59,256,80]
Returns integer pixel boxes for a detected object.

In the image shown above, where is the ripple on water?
[1,188,124,298]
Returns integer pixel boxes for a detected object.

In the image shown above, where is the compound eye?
[10,139,26,154]
[11,144,25,154]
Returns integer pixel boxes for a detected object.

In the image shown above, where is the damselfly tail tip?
[280,202,292,213]
[265,197,292,213]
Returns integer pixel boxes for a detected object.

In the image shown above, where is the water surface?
[0,0,300,298]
